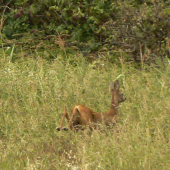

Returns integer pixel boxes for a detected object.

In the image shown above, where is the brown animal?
[57,80,126,131]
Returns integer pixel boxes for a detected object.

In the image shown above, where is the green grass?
[0,55,169,170]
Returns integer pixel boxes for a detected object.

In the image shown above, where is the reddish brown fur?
[57,80,126,131]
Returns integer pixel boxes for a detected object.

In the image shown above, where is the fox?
[57,80,126,131]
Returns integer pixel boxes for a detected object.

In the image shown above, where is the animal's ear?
[114,80,120,90]
[109,81,114,92]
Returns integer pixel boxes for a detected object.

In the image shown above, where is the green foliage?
[1,0,170,61]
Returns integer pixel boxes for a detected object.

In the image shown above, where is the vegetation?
[0,53,170,169]
[1,0,170,61]
[0,1,170,169]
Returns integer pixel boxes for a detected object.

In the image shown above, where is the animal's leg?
[56,108,69,131]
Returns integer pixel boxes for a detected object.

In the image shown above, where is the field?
[0,55,170,169]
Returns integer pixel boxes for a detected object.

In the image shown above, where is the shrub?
[1,0,170,61]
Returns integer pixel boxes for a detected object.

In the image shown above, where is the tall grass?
[0,55,169,169]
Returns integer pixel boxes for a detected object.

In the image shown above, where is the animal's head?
[109,80,126,104]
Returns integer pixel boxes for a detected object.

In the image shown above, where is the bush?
[1,0,170,61]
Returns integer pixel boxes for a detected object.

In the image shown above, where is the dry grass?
[0,55,169,169]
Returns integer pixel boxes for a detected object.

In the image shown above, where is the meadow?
[0,55,169,169]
